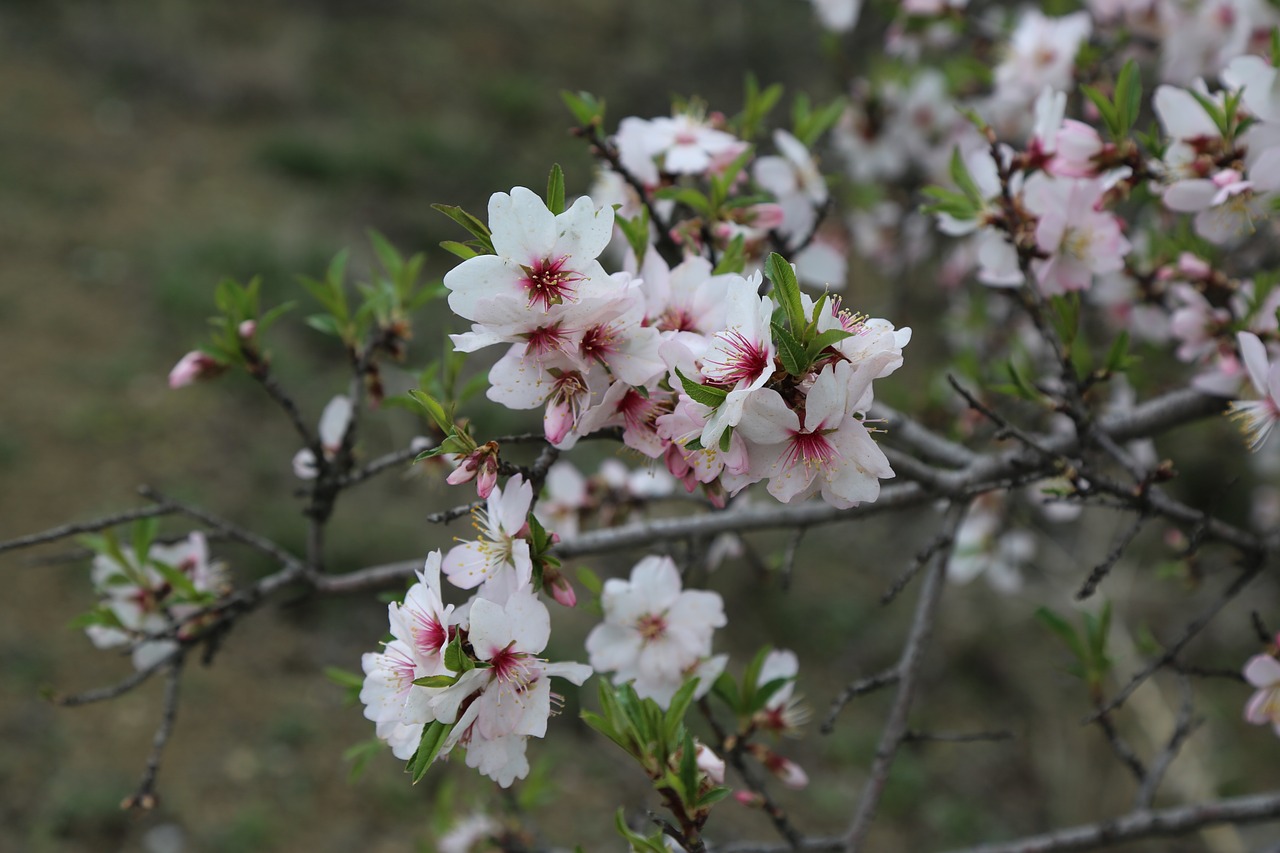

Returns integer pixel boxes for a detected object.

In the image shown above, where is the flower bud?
[168,351,226,389]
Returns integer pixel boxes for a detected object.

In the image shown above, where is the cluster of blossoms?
[443,186,909,510]
[360,548,592,787]
[84,532,227,670]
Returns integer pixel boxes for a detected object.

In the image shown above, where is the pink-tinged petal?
[1245,688,1275,724]
[804,363,850,430]
[554,195,614,261]
[442,541,496,590]
[1244,654,1280,687]
[498,475,533,535]
[487,346,554,410]
[766,460,818,504]
[444,255,523,321]
[504,588,551,654]
[468,598,517,658]
[1154,85,1221,141]
[489,187,557,262]
[1163,180,1217,213]
[1250,149,1280,194]
[628,555,684,611]
[736,389,798,446]
[543,660,593,685]
[1237,332,1271,398]
[666,590,728,631]
[586,622,645,671]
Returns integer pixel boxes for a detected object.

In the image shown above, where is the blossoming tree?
[11,0,1280,850]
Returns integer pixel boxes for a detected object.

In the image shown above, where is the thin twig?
[900,729,1014,744]
[121,655,184,810]
[1089,557,1264,721]
[843,504,963,851]
[0,505,177,555]
[820,667,901,735]
[1093,709,1145,784]
[880,516,959,606]
[138,486,307,574]
[1076,511,1148,600]
[1135,675,1201,809]
[55,647,180,706]
[779,526,807,592]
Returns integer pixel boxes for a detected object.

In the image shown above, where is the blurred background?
[2,2,1275,851]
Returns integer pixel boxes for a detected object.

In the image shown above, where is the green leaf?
[443,632,472,673]
[614,808,668,853]
[1114,59,1142,137]
[148,558,200,600]
[949,148,985,205]
[1081,85,1120,139]
[765,253,805,334]
[582,710,631,752]
[432,203,494,247]
[1103,330,1132,375]
[408,389,453,433]
[546,163,566,216]
[615,208,651,266]
[256,300,296,336]
[772,320,809,377]
[697,786,733,809]
[711,671,741,713]
[577,566,603,596]
[305,313,345,338]
[131,517,159,565]
[440,240,480,260]
[749,677,791,715]
[343,738,384,783]
[678,728,699,808]
[412,674,459,688]
[806,327,854,359]
[713,233,747,275]
[367,229,403,279]
[324,666,364,690]
[561,90,605,127]
[663,678,699,744]
[407,720,455,784]
[674,365,728,408]
[1035,607,1088,664]
[718,424,734,453]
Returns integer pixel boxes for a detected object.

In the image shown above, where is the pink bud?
[446,463,477,486]
[543,398,575,445]
[749,202,786,230]
[549,574,577,608]
[168,351,225,389]
[1176,252,1211,279]
[733,790,763,807]
[238,320,257,339]
[477,457,498,499]
[695,743,726,785]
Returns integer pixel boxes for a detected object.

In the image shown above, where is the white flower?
[442,475,535,593]
[1228,332,1280,451]
[1244,654,1280,736]
[586,555,726,707]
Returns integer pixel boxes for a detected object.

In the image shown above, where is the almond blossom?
[735,360,894,508]
[586,555,726,707]
[442,474,535,593]
[443,186,614,321]
[1244,652,1280,736]
[86,532,227,671]
[1228,331,1280,451]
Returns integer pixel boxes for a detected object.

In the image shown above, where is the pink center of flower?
[521,256,582,311]
[616,389,660,433]
[657,307,698,333]
[580,323,620,362]
[784,430,840,470]
[388,646,417,689]
[523,322,570,358]
[636,612,668,642]
[489,642,533,686]
[705,330,770,386]
[412,612,449,658]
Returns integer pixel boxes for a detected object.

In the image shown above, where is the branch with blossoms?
[17,2,1280,850]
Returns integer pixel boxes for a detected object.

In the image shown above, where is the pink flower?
[736,360,894,508]
[1228,332,1280,451]
[1244,653,1280,736]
